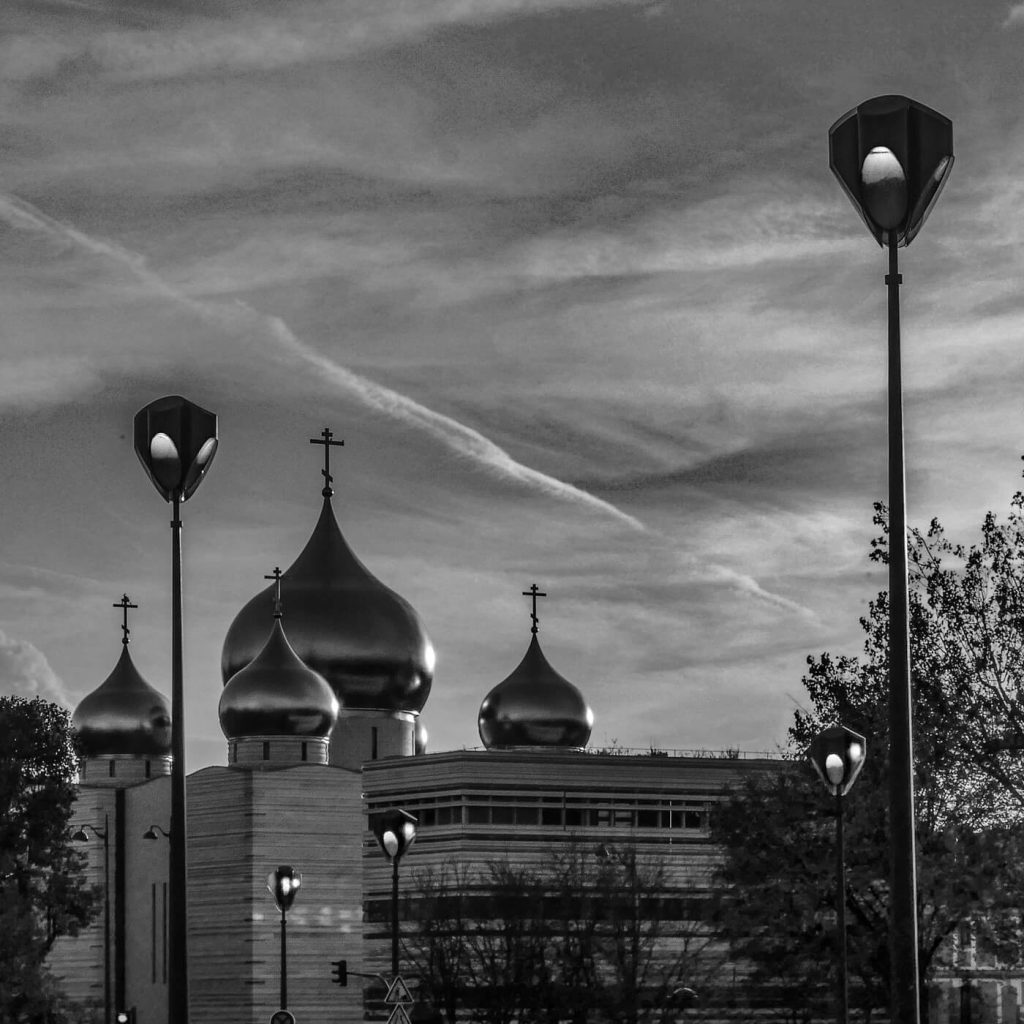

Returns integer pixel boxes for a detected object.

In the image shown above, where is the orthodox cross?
[522,583,547,635]
[309,427,345,498]
[113,593,138,645]
[265,567,284,618]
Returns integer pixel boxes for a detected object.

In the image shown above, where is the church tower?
[221,428,434,769]
[478,584,594,750]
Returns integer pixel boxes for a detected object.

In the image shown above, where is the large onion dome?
[478,587,593,750]
[219,602,339,740]
[73,645,171,758]
[221,495,434,714]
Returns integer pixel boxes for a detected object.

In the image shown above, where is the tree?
[710,489,1024,1023]
[0,696,99,1023]
[404,842,721,1024]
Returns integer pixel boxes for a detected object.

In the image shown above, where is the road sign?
[385,975,414,1005]
[270,1011,295,1024]
[387,1005,412,1024]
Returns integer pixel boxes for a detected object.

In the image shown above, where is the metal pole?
[391,858,400,978]
[169,492,190,1023]
[886,235,921,1024]
[835,792,848,1024]
[103,814,111,1024]
[280,905,288,1010]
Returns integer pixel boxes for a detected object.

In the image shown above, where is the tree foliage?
[0,696,99,1023]
[404,843,718,1024]
[711,488,1024,1023]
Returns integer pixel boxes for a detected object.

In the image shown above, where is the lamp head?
[371,808,418,864]
[71,827,89,843]
[266,865,301,911]
[807,724,867,797]
[829,94,953,247]
[134,395,219,502]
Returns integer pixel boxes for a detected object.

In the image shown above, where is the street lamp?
[808,725,867,1024]
[142,825,170,841]
[829,95,953,1024]
[266,866,302,1011]
[371,808,417,978]
[72,816,111,1024]
[134,394,218,1024]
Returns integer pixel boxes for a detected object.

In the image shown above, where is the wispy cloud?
[0,192,644,532]
[1004,3,1024,27]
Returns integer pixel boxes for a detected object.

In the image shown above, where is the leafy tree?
[0,696,99,1023]
[710,491,1024,1024]
[405,842,720,1024]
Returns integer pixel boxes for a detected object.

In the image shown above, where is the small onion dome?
[219,617,339,740]
[478,634,594,749]
[73,646,171,757]
[221,498,434,713]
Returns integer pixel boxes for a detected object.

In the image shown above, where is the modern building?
[51,436,781,1024]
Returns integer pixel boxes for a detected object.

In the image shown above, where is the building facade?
[55,437,1016,1024]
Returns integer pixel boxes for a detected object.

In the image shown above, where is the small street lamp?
[267,866,302,1011]
[134,394,218,1024]
[142,825,170,841]
[72,816,111,1024]
[808,725,867,1024]
[371,808,417,978]
[829,96,953,1024]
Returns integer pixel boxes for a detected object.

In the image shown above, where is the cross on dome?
[113,593,138,645]
[522,583,547,635]
[309,427,344,498]
[264,567,284,618]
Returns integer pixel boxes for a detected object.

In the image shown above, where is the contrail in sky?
[0,193,644,532]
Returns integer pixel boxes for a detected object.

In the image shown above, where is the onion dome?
[478,585,594,750]
[219,584,338,739]
[221,434,434,714]
[73,598,171,758]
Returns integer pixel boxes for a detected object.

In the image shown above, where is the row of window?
[373,797,711,831]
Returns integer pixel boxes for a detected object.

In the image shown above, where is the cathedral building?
[51,434,779,1024]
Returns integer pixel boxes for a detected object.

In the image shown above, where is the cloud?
[0,191,644,532]
[0,629,71,706]
[1004,4,1024,27]
[0,0,604,85]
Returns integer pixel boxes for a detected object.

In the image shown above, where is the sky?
[3,0,1024,771]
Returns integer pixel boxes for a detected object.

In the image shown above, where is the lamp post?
[371,808,418,978]
[134,395,219,1024]
[267,866,302,1011]
[72,816,111,1024]
[828,95,953,1024]
[808,725,867,1024]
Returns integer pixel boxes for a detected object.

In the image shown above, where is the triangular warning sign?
[385,976,414,1005]
[387,1005,412,1024]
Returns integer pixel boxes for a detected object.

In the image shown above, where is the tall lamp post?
[72,815,111,1024]
[808,725,867,1024]
[134,395,219,1024]
[828,95,953,1024]
[267,866,302,1011]
[371,808,418,978]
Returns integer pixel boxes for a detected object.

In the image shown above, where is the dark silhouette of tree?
[0,696,99,1023]
[711,490,1024,1023]
[405,842,721,1024]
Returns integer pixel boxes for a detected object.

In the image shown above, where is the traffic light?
[331,959,348,986]
[115,1010,137,1024]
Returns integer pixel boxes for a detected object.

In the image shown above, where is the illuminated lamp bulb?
[825,752,845,786]
[861,146,908,230]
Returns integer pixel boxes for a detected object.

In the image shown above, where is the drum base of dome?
[229,736,330,768]
[329,710,418,769]
[79,754,172,787]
